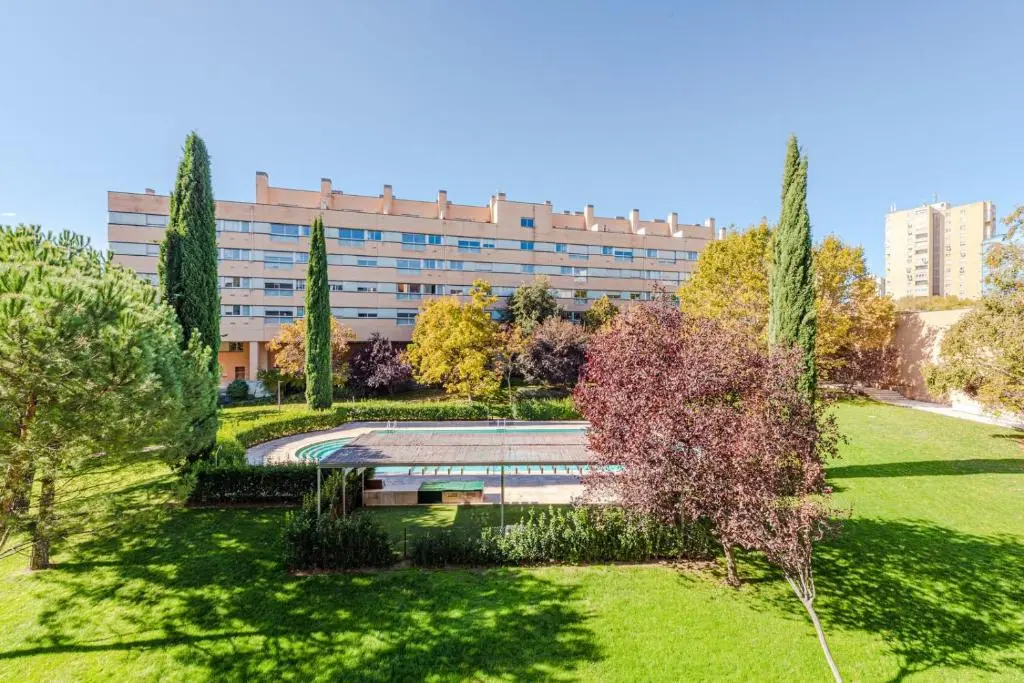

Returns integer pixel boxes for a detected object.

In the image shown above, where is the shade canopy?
[318,429,593,468]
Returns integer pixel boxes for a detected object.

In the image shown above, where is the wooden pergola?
[317,427,593,525]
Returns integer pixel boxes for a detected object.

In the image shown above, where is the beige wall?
[890,308,971,400]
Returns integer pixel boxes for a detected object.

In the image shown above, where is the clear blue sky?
[2,0,1021,274]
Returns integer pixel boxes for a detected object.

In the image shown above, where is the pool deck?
[245,420,590,466]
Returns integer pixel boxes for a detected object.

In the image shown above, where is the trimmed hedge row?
[185,464,316,505]
[283,508,394,570]
[215,398,582,465]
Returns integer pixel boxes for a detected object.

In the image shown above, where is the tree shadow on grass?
[827,458,1024,479]
[811,518,1024,682]
[8,507,600,681]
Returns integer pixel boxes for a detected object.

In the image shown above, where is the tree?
[495,325,529,415]
[678,221,773,341]
[158,131,219,367]
[0,226,207,569]
[406,280,500,399]
[304,215,332,409]
[267,317,355,391]
[582,295,619,332]
[926,207,1024,413]
[520,317,589,388]
[769,136,817,400]
[349,333,413,397]
[574,301,842,680]
[507,277,559,333]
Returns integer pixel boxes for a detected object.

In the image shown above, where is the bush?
[226,379,250,402]
[283,508,395,570]
[185,463,316,505]
[515,398,581,421]
[408,506,716,567]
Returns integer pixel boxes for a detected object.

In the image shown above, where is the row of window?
[110,213,699,261]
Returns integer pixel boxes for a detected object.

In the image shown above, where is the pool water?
[292,428,614,475]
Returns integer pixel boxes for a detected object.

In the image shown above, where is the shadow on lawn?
[827,458,1024,479]
[7,508,600,681]
[812,518,1024,682]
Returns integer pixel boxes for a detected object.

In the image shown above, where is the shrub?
[185,463,316,505]
[515,397,581,421]
[283,508,395,570]
[407,506,716,567]
[226,379,250,402]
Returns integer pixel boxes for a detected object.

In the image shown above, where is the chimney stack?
[584,204,595,230]
[437,190,448,219]
[629,208,640,233]
[382,185,393,214]
[667,212,678,233]
[255,171,269,204]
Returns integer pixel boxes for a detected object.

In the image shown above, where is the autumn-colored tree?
[574,301,842,680]
[677,221,772,341]
[494,324,529,415]
[406,280,500,400]
[520,317,589,388]
[349,333,413,397]
[894,295,974,312]
[582,295,619,332]
[926,206,1024,413]
[267,317,355,390]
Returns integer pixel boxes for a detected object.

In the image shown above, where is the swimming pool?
[293,427,609,475]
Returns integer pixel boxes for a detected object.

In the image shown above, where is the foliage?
[348,333,412,397]
[158,131,220,369]
[494,324,529,416]
[225,379,250,402]
[407,279,500,399]
[769,136,818,400]
[519,317,589,388]
[0,225,208,568]
[925,209,1024,413]
[581,295,618,332]
[814,235,896,381]
[185,464,317,505]
[575,300,842,676]
[282,507,394,570]
[894,295,974,312]
[304,215,332,409]
[678,221,773,341]
[267,317,355,390]
[507,277,559,333]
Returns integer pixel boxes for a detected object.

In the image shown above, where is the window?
[270,223,308,237]
[265,309,295,322]
[458,239,481,254]
[614,248,633,262]
[574,290,588,300]
[357,311,379,318]
[448,286,466,295]
[601,246,613,256]
[521,264,535,274]
[397,259,421,273]
[109,211,146,226]
[216,219,250,233]
[520,217,535,228]
[264,280,294,296]
[145,214,168,227]
[397,311,417,326]
[402,233,427,250]
[569,253,588,261]
[448,260,464,271]
[264,251,293,264]
[368,230,383,241]
[397,283,440,299]
[423,259,441,270]
[357,258,378,267]
[555,243,567,253]
[234,366,246,381]
[222,304,251,316]
[221,276,249,289]
[560,266,572,275]
[520,241,535,251]
[218,248,250,261]
[629,292,642,301]
[295,252,309,264]
[329,282,345,292]
[339,228,365,247]
[428,234,442,245]
[490,310,505,321]
[646,248,658,258]
[227,342,244,353]
[355,283,378,293]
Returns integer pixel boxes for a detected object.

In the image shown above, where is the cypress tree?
[769,137,817,400]
[304,214,332,409]
[158,132,220,369]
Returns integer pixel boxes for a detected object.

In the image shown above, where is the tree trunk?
[722,542,739,586]
[1,394,38,552]
[801,597,843,682]
[30,473,56,570]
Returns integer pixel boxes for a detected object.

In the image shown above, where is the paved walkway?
[862,388,1022,429]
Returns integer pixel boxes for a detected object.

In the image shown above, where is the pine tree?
[158,132,220,368]
[769,137,817,400]
[304,214,332,409]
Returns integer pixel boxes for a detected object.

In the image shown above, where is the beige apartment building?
[884,200,997,300]
[108,173,715,386]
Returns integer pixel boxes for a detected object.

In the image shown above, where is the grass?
[1,400,1022,681]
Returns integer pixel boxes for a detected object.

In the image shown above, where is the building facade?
[108,173,715,385]
[884,200,997,300]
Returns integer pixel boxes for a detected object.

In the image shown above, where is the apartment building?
[108,173,715,385]
[884,200,997,300]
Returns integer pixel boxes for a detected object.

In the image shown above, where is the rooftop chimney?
[144,188,155,195]
[668,212,678,233]
[255,171,269,204]
[437,190,448,220]
[629,208,640,234]
[584,204,595,230]
[382,185,393,214]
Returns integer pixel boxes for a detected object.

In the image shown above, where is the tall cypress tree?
[158,132,220,369]
[769,137,817,400]
[304,214,332,409]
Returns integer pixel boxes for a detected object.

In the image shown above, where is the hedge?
[283,508,394,570]
[185,464,317,505]
[215,398,582,466]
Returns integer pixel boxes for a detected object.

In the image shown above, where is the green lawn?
[1,401,1021,681]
